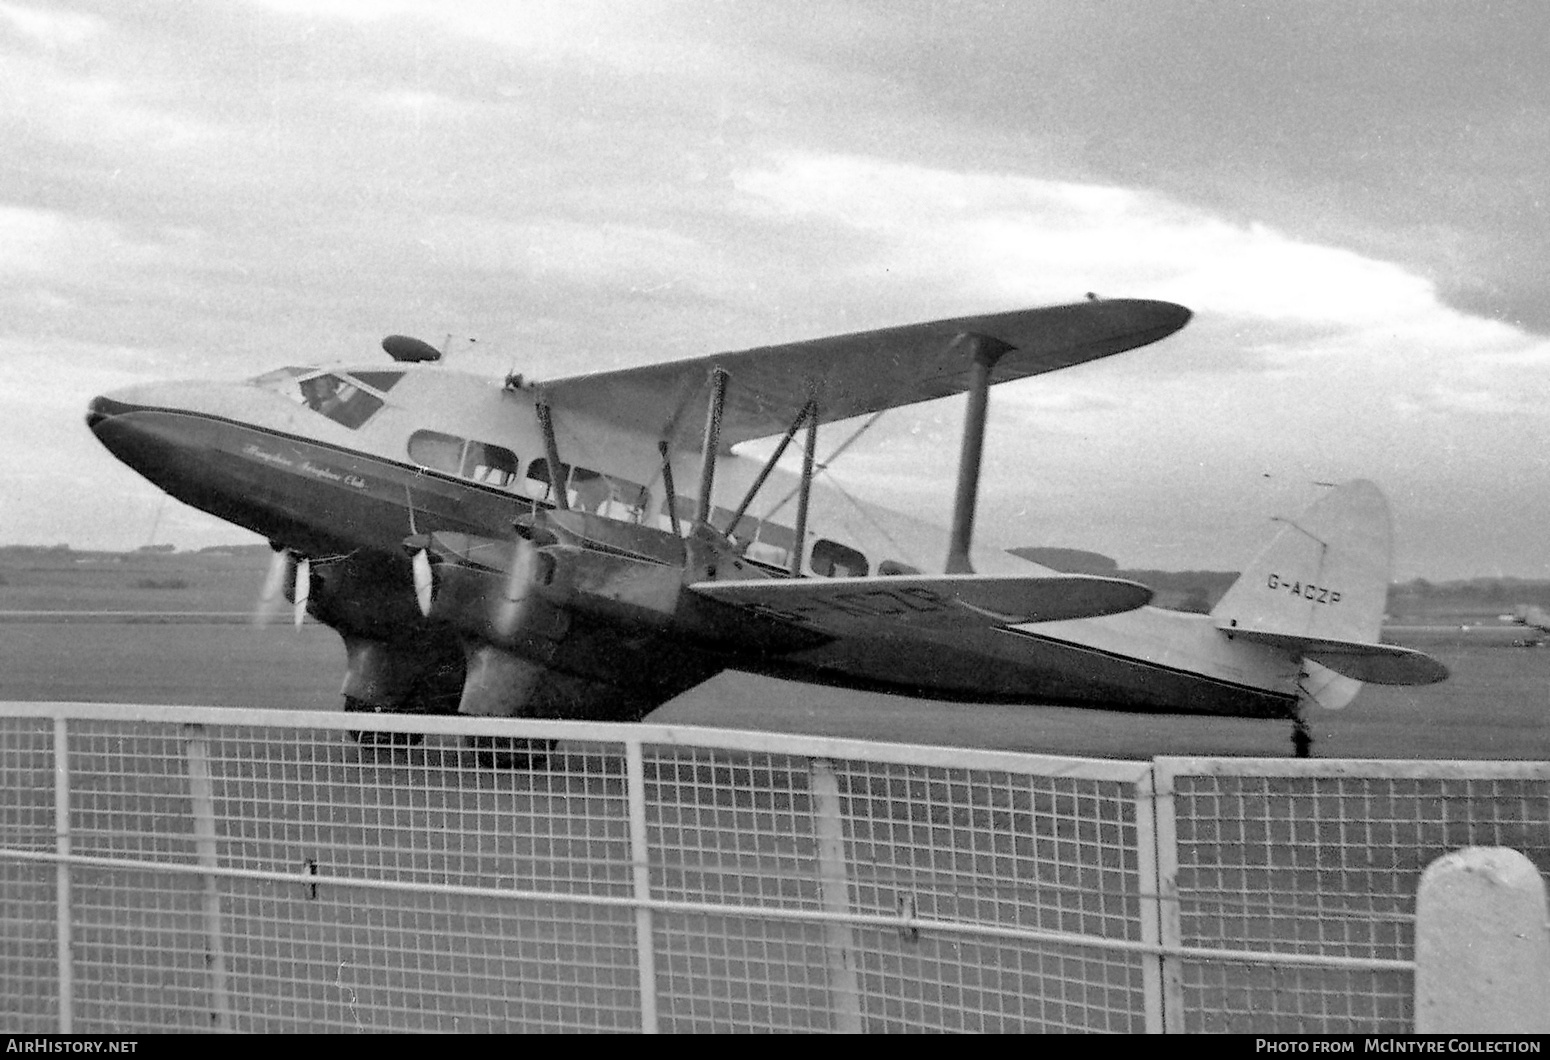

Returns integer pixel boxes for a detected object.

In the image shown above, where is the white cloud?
[0,2,105,51]
[0,204,202,282]
[0,51,217,153]
[244,0,687,72]
[734,153,1458,328]
[413,213,728,289]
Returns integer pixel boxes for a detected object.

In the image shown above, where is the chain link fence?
[2,703,1546,1033]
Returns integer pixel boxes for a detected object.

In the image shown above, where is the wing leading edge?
[537,298,1191,450]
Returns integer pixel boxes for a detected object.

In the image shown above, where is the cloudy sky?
[4,0,1548,579]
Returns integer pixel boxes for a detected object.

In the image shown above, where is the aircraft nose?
[85,394,134,433]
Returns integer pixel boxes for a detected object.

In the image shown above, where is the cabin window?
[654,497,796,561]
[661,495,696,528]
[658,496,745,534]
[746,521,796,566]
[580,470,649,522]
[411,432,523,490]
[463,440,520,487]
[810,538,868,578]
[526,458,570,503]
[570,468,611,512]
[297,373,383,429]
[530,460,647,521]
[408,430,466,475]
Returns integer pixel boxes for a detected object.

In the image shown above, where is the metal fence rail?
[1,702,1547,1033]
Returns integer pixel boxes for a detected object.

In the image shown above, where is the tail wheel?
[466,735,555,770]
[344,695,425,747]
[1291,716,1313,759]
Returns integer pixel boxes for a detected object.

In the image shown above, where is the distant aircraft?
[1508,605,1550,646]
[86,297,1446,760]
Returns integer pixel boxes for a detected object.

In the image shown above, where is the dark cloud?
[687,1,1550,332]
[6,0,1549,575]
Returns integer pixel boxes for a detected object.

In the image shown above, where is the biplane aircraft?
[86,296,1447,759]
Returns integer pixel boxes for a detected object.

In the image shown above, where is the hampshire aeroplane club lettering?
[242,443,293,468]
[243,444,367,490]
[1267,572,1342,605]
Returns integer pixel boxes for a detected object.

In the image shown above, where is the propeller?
[293,557,311,628]
[251,548,314,629]
[412,548,434,617]
[253,548,296,628]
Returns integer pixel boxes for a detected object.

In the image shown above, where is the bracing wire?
[762,410,888,520]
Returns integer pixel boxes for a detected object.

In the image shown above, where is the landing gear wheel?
[1291,716,1313,759]
[344,695,425,747]
[466,735,555,770]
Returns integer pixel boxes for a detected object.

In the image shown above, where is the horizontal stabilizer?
[1222,627,1450,686]
[691,573,1152,637]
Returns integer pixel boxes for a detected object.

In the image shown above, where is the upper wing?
[537,298,1191,450]
[690,572,1154,639]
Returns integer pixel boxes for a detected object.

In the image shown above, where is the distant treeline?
[1105,573,1550,615]
[3,543,1548,615]
[0,543,272,559]
[1389,578,1550,608]
[1011,550,1550,616]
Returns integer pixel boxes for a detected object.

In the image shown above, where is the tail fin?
[1212,480,1447,706]
[1213,479,1392,643]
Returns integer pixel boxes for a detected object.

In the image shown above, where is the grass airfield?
[1,546,1545,761]
[4,549,1547,1032]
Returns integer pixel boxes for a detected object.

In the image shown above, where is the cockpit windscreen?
[248,368,394,430]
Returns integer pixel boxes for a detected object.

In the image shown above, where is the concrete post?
[1414,846,1550,1033]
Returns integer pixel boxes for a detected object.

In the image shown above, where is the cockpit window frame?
[347,370,405,393]
[250,367,390,431]
[296,373,384,430]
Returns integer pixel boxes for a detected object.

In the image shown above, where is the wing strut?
[945,333,1015,575]
[534,392,569,511]
[724,400,814,539]
[658,440,682,536]
[694,367,729,526]
[792,402,819,576]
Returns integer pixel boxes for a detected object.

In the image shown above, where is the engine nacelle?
[416,532,573,656]
[339,631,464,714]
[297,550,427,640]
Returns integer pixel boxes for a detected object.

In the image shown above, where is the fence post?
[184,724,232,1032]
[1415,846,1550,1033]
[1133,765,1166,1033]
[1149,762,1185,1033]
[810,758,863,1032]
[52,717,73,1034]
[624,738,659,1033]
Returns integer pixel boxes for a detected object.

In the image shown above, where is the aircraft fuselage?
[87,360,1302,721]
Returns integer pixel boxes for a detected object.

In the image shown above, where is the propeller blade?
[412,549,434,617]
[293,557,311,628]
[253,549,295,628]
